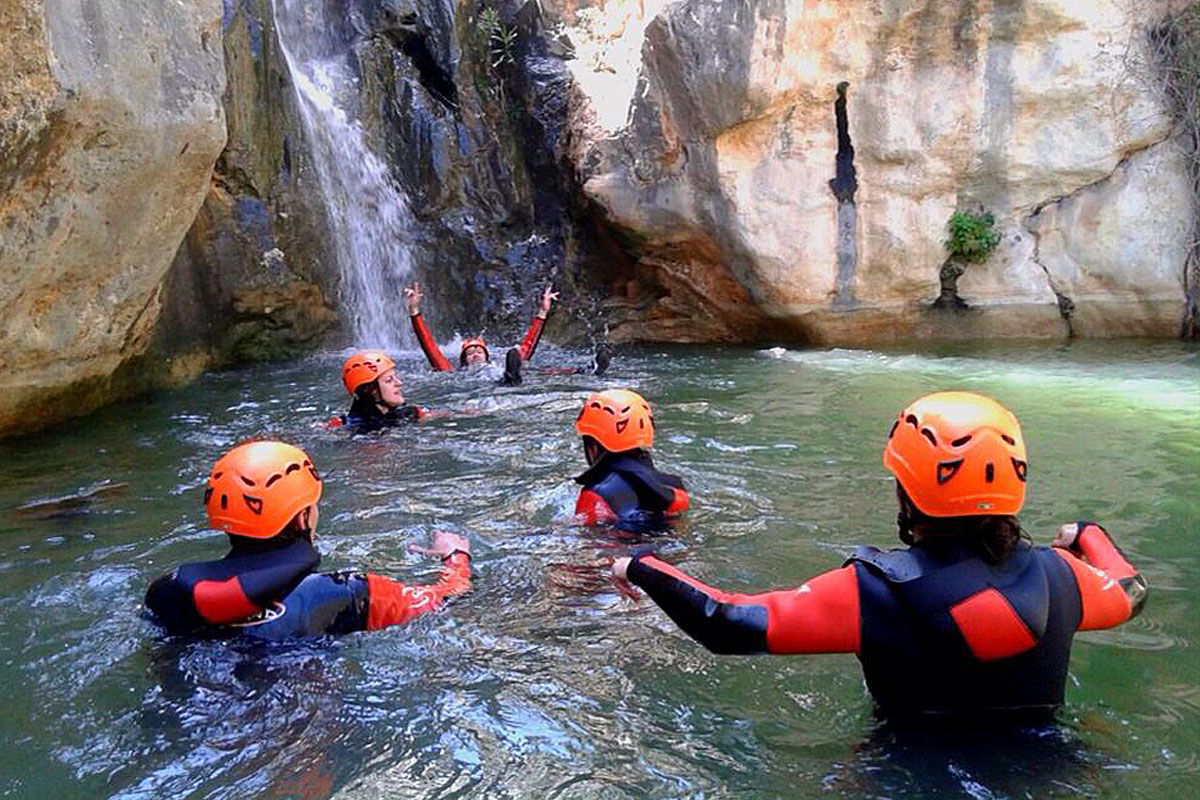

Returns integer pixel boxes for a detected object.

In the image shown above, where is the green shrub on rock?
[944,211,1000,264]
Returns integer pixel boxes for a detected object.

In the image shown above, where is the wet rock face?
[558,0,1196,342]
[0,0,226,435]
[352,0,587,338]
[167,0,596,358]
[145,0,339,379]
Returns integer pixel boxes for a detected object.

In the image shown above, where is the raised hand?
[538,285,560,318]
[404,282,423,316]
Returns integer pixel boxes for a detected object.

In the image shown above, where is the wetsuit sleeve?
[410,313,453,372]
[516,315,546,361]
[666,487,689,515]
[364,552,471,630]
[626,555,860,655]
[1054,522,1147,630]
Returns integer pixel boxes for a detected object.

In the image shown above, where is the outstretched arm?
[406,283,453,372]
[364,533,471,630]
[616,554,860,655]
[1052,521,1147,630]
[516,286,558,361]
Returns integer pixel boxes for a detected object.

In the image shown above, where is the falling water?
[271,0,414,350]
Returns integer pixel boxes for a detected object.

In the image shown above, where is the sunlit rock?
[555,0,1194,342]
[0,0,226,435]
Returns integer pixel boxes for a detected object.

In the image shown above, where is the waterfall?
[270,0,415,351]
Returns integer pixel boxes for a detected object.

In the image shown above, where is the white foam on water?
[758,347,1200,413]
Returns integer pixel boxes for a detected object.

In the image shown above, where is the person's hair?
[353,380,381,404]
[895,484,1029,564]
[228,509,314,553]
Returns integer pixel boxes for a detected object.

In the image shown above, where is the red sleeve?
[193,577,262,624]
[1054,523,1145,631]
[626,556,860,655]
[575,489,617,524]
[410,313,453,372]
[364,553,470,630]
[666,487,689,515]
[516,315,546,361]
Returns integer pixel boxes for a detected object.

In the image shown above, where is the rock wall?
[0,0,226,436]
[556,0,1198,342]
[143,0,340,378]
[159,0,610,361]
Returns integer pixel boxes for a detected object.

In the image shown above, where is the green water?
[0,341,1196,799]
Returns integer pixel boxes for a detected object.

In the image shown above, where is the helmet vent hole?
[220,493,228,510]
[920,428,937,447]
[1011,458,1028,482]
[1001,434,1016,445]
[888,420,899,439]
[203,487,213,503]
[620,406,631,413]
[603,407,615,415]
[212,471,223,480]
[286,463,300,474]
[906,414,919,427]
[243,495,264,515]
[951,435,972,447]
[239,475,255,487]
[639,419,645,429]
[985,462,995,483]
[265,474,282,488]
[937,459,963,484]
[616,419,629,434]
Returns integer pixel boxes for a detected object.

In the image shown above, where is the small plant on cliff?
[478,6,518,70]
[944,211,1001,263]
[934,210,1001,310]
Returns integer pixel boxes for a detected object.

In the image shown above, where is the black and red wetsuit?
[144,538,470,639]
[330,396,423,435]
[410,311,545,372]
[575,451,689,529]
[625,522,1145,715]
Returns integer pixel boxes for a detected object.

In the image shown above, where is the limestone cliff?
[0,0,226,435]
[556,0,1198,342]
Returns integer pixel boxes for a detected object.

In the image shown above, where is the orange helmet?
[204,441,323,539]
[883,391,1027,517]
[575,389,654,453]
[459,337,489,365]
[341,351,395,394]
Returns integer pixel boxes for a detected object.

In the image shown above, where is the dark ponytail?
[896,484,1029,564]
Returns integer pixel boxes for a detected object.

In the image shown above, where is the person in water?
[404,282,610,384]
[612,391,1147,717]
[144,440,471,638]
[574,389,689,528]
[330,351,430,435]
[404,282,555,384]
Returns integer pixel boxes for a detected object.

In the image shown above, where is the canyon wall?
[0,0,226,434]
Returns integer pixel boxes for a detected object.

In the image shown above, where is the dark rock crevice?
[932,260,971,311]
[829,81,858,308]
[380,19,459,110]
